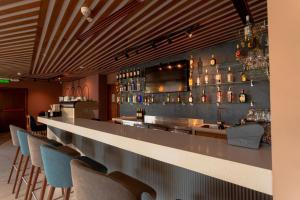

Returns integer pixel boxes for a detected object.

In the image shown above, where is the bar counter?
[38,116,272,195]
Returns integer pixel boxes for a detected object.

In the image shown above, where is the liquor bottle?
[137,94,142,103]
[116,73,119,81]
[244,15,252,40]
[150,94,154,104]
[188,92,193,103]
[201,89,207,103]
[227,87,233,103]
[136,78,141,91]
[210,54,216,66]
[133,94,137,103]
[131,79,135,91]
[177,93,181,103]
[204,69,209,84]
[127,80,131,91]
[188,72,193,88]
[216,86,222,103]
[215,69,222,84]
[196,74,201,86]
[239,89,247,103]
[166,94,170,103]
[126,70,129,79]
[241,69,247,82]
[136,108,140,119]
[235,44,241,60]
[227,67,234,83]
[189,55,194,69]
[136,68,140,77]
[122,71,126,79]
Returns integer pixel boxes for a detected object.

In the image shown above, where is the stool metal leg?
[27,167,40,200]
[12,154,23,193]
[47,186,55,200]
[8,147,20,184]
[24,165,35,200]
[15,156,29,198]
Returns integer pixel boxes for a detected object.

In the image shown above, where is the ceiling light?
[17,72,22,76]
[81,6,93,22]
[167,65,172,69]
[79,66,85,69]
[186,30,193,38]
[177,64,182,68]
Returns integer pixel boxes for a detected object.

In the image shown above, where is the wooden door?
[0,88,27,132]
[107,84,119,120]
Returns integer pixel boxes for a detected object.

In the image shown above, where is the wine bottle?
[133,68,136,77]
[188,72,193,88]
[136,78,141,91]
[216,86,222,103]
[196,74,201,86]
[235,44,241,60]
[177,93,181,103]
[239,89,247,103]
[227,67,234,83]
[137,69,140,77]
[166,94,170,103]
[241,70,247,82]
[215,69,222,85]
[188,92,193,103]
[201,89,207,103]
[210,54,216,66]
[227,87,233,103]
[204,69,209,84]
[126,70,129,79]
[122,71,126,79]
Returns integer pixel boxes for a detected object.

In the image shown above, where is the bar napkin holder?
[226,124,264,149]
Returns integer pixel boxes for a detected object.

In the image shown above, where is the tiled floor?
[0,140,75,200]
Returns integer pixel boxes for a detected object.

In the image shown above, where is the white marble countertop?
[38,116,272,195]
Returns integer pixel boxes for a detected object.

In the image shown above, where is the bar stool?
[26,135,62,200]
[15,130,31,199]
[8,125,23,188]
[71,159,157,200]
[40,144,80,200]
[27,115,47,137]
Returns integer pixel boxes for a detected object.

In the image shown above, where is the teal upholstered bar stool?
[8,125,24,190]
[40,144,80,200]
[26,135,62,200]
[71,159,156,200]
[15,130,31,199]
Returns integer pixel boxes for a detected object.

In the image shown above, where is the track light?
[81,6,93,22]
[186,30,193,38]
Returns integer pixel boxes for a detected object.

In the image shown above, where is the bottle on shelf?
[188,91,193,104]
[201,89,207,103]
[204,69,209,84]
[189,55,194,69]
[216,86,222,103]
[127,80,131,91]
[126,70,129,79]
[116,73,119,81]
[215,68,222,84]
[136,78,141,91]
[235,44,241,60]
[227,66,234,83]
[129,69,133,78]
[133,94,137,104]
[131,79,135,91]
[136,68,141,77]
[239,89,247,103]
[227,87,233,103]
[137,94,142,103]
[166,93,170,103]
[150,94,154,104]
[241,68,247,82]
[177,93,181,103]
[210,54,216,66]
[122,71,126,79]
[188,71,193,88]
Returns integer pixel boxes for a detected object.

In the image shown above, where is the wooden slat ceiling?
[0,0,267,80]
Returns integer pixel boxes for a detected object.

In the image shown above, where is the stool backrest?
[71,159,136,200]
[40,144,74,188]
[9,125,24,146]
[28,135,58,168]
[17,130,30,156]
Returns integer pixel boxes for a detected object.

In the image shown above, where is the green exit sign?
[0,79,10,84]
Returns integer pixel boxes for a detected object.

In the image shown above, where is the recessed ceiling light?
[17,72,21,76]
[79,66,85,69]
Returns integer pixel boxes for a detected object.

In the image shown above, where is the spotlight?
[186,30,193,38]
[81,6,93,22]
[167,65,172,69]
[177,64,182,68]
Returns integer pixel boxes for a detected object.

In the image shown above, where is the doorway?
[107,84,119,120]
[0,88,27,132]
